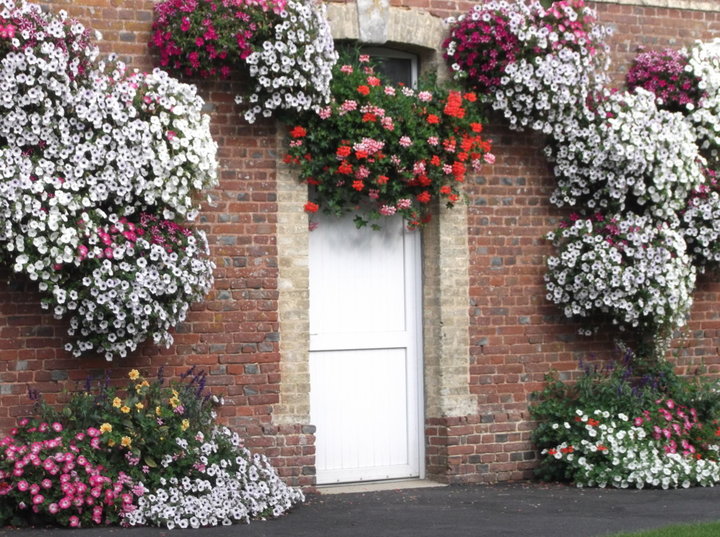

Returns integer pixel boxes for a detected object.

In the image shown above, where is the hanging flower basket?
[626,47,703,113]
[443,0,611,135]
[150,0,338,123]
[282,54,494,229]
[0,1,218,360]
[545,212,695,339]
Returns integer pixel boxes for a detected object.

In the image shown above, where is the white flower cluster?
[681,183,720,269]
[545,410,720,489]
[49,212,215,360]
[0,0,218,360]
[545,214,695,334]
[236,0,337,123]
[686,39,720,168]
[486,1,610,135]
[548,89,706,221]
[124,428,305,529]
[497,40,610,136]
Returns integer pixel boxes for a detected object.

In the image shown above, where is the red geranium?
[283,52,494,229]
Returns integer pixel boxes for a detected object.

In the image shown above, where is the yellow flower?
[181,419,190,431]
[99,423,112,434]
[135,402,144,411]
[169,396,179,409]
[128,369,140,380]
[112,397,122,408]
[120,406,131,414]
[108,439,116,447]
[135,380,150,394]
[120,436,132,448]
[155,406,162,416]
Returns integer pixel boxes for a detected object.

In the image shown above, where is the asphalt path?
[2,482,720,536]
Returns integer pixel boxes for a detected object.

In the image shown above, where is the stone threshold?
[317,478,447,495]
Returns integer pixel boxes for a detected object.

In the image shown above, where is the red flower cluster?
[284,55,494,229]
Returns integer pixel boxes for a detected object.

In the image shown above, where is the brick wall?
[455,1,720,483]
[0,0,718,488]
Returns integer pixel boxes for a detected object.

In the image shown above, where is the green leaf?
[144,455,158,468]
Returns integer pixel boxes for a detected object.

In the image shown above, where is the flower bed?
[539,407,720,489]
[0,369,303,528]
[531,348,720,489]
[283,53,494,229]
[0,1,218,360]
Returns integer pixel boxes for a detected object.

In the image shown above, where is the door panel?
[309,213,422,484]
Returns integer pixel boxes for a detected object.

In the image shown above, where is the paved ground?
[2,481,720,536]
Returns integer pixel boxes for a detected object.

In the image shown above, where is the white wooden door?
[309,214,423,484]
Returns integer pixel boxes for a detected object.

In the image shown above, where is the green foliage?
[34,367,219,488]
[609,522,720,537]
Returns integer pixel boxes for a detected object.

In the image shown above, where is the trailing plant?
[546,88,706,222]
[283,52,494,229]
[680,170,720,269]
[444,0,611,136]
[626,48,703,113]
[444,1,720,343]
[686,39,720,169]
[150,0,283,78]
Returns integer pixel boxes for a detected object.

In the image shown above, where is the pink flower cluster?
[541,0,601,55]
[626,48,704,111]
[634,399,703,457]
[77,213,193,263]
[442,5,521,93]
[150,0,287,79]
[0,23,15,39]
[0,419,138,527]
